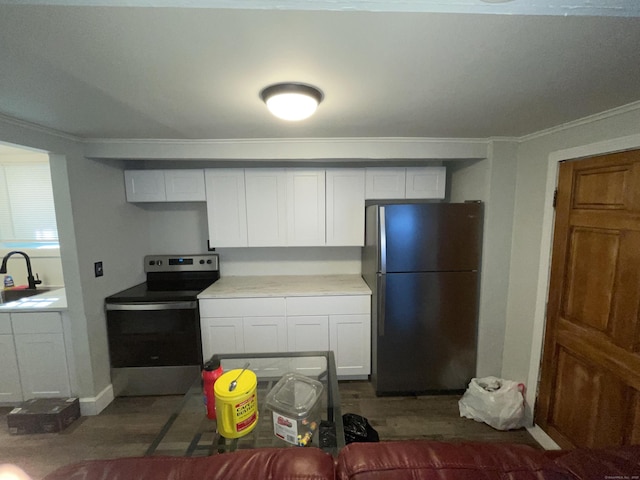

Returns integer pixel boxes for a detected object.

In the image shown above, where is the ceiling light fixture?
[260,83,323,121]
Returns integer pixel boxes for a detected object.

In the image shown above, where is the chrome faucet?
[0,251,42,290]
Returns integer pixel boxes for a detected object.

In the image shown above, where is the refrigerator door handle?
[379,206,387,274]
[378,273,386,336]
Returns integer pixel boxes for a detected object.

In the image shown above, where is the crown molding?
[518,100,640,143]
[4,1,639,17]
[0,112,81,143]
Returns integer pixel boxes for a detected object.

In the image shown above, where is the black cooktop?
[105,254,220,304]
[104,282,208,303]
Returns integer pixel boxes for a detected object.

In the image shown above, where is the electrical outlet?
[94,261,104,278]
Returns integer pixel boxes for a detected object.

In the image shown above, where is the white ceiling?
[1,1,639,140]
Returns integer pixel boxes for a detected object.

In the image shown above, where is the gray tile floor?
[0,381,539,480]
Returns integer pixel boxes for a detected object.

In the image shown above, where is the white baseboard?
[79,383,114,416]
[526,424,561,450]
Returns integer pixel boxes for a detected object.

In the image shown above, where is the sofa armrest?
[550,445,640,480]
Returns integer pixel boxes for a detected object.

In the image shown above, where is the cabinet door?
[0,335,23,403]
[365,168,406,199]
[124,170,166,202]
[405,166,446,199]
[243,317,287,353]
[287,316,330,376]
[14,333,71,398]
[329,314,371,377]
[326,168,365,246]
[201,317,244,358]
[245,169,287,246]
[205,169,248,247]
[165,169,206,201]
[287,169,325,246]
[287,315,329,352]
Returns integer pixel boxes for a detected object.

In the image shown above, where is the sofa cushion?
[336,441,569,480]
[43,448,335,480]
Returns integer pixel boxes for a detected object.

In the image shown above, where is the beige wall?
[503,105,640,425]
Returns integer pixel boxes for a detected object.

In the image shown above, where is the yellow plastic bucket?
[214,368,258,438]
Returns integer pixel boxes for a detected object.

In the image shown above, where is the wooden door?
[535,149,640,448]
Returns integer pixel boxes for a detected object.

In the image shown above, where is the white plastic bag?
[458,376,525,430]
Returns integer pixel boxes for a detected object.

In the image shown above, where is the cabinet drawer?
[11,312,63,334]
[286,295,370,316]
[0,313,11,334]
[199,297,286,317]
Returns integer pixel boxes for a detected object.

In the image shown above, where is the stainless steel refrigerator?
[362,202,483,395]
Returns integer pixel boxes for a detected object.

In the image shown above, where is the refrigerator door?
[374,271,479,394]
[382,203,482,273]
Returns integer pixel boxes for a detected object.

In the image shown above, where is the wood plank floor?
[0,381,540,480]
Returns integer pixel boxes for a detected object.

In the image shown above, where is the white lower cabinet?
[0,311,72,403]
[287,296,371,377]
[14,333,70,398]
[200,294,371,379]
[287,316,330,352]
[329,314,371,377]
[200,297,287,358]
[243,316,287,353]
[0,334,22,403]
[201,317,245,355]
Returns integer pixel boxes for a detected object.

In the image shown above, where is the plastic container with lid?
[264,372,323,446]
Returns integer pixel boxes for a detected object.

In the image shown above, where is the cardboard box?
[7,398,80,435]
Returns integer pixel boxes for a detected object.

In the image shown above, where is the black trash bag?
[342,413,379,444]
[319,420,337,448]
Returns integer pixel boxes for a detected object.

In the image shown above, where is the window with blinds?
[0,160,59,245]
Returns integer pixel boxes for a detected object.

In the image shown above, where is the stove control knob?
[157,260,163,266]
[207,259,212,264]
[149,260,155,266]
[200,259,205,264]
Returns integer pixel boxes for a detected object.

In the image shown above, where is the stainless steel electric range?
[104,254,219,396]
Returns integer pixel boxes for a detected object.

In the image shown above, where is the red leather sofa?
[42,440,640,480]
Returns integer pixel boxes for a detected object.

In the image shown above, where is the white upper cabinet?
[365,167,406,199]
[365,166,446,199]
[326,168,365,246]
[405,166,446,199]
[125,169,205,202]
[205,169,248,247]
[245,169,287,247]
[125,170,166,202]
[164,169,206,201]
[286,169,326,246]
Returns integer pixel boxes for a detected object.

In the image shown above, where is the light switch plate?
[94,261,104,277]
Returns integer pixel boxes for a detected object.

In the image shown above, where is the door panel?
[549,347,627,448]
[383,203,482,273]
[562,226,619,332]
[376,271,478,393]
[536,149,640,449]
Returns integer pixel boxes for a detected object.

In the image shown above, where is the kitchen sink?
[1,288,54,304]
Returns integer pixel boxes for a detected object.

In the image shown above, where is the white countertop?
[198,275,371,298]
[0,287,67,312]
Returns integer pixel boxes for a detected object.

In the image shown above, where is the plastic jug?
[214,367,258,438]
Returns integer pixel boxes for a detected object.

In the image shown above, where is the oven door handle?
[105,301,197,311]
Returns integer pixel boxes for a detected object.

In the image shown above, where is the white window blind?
[0,161,59,243]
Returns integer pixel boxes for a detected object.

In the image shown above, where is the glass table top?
[145,351,345,457]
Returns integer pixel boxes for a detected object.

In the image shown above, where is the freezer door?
[374,271,479,394]
[383,203,483,272]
